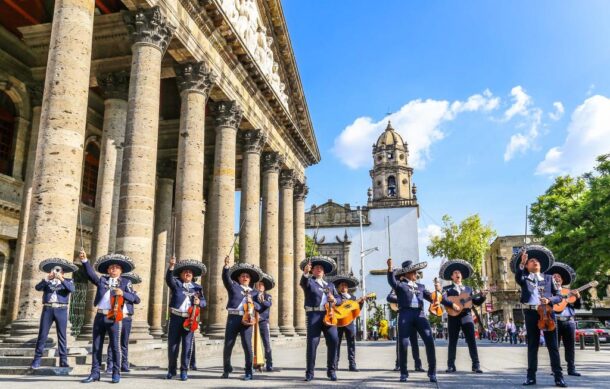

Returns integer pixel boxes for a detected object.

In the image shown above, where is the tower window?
[387,176,396,197]
[0,91,16,176]
[81,142,100,207]
[387,151,393,160]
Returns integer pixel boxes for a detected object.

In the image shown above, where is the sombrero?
[229,263,262,285]
[173,259,207,278]
[94,254,135,274]
[258,273,275,291]
[299,256,337,274]
[39,258,78,273]
[439,259,474,280]
[329,274,359,289]
[121,272,142,285]
[510,245,555,274]
[395,260,428,277]
[546,262,576,286]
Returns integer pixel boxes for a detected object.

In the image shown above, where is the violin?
[242,292,257,326]
[537,286,556,332]
[183,293,201,332]
[323,288,338,326]
[107,285,125,322]
[428,278,443,317]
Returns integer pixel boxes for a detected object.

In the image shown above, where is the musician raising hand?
[330,274,364,372]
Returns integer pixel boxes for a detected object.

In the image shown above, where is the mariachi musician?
[439,259,486,374]
[330,273,367,372]
[253,272,276,372]
[30,258,77,369]
[106,272,141,374]
[386,258,437,383]
[165,257,207,381]
[547,262,581,377]
[299,256,342,382]
[387,291,425,373]
[80,251,137,384]
[221,257,263,381]
[513,245,566,387]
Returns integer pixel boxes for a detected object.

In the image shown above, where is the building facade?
[0,0,318,343]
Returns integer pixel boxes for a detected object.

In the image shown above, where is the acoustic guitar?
[328,293,377,327]
[445,290,488,317]
[553,281,598,313]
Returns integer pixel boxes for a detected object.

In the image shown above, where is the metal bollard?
[579,334,585,350]
[594,333,600,352]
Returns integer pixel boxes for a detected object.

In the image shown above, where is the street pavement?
[1,339,609,388]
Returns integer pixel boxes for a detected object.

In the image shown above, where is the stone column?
[149,173,174,338]
[261,152,283,336]
[7,83,43,330]
[8,0,95,342]
[78,72,129,339]
[115,7,173,340]
[205,101,242,338]
[293,182,308,336]
[279,169,296,336]
[239,129,266,265]
[173,61,215,262]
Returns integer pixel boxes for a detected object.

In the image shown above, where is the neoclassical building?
[0,0,318,349]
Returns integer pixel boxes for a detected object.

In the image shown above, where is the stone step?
[0,348,51,357]
[0,357,56,367]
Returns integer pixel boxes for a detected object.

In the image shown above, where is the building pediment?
[306,200,370,228]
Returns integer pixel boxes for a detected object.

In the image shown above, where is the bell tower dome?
[369,121,417,207]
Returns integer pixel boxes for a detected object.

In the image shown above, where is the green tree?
[305,234,320,257]
[427,214,496,288]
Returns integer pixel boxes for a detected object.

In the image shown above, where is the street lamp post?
[358,206,378,341]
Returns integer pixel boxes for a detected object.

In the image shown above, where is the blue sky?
[282,0,610,268]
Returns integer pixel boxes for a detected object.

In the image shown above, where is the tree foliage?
[529,154,610,300]
[305,234,320,257]
[427,214,496,288]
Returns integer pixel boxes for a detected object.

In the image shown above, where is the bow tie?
[407,281,417,288]
[183,283,193,290]
[528,273,544,282]
[341,293,350,299]
[315,278,327,287]
[50,279,61,286]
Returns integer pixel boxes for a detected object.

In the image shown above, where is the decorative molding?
[294,183,308,201]
[26,82,44,107]
[97,71,129,100]
[123,7,175,54]
[279,169,295,189]
[241,129,267,154]
[213,100,243,129]
[262,151,283,173]
[175,61,217,96]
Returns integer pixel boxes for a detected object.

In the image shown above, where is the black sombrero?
[299,256,337,274]
[173,259,207,278]
[94,254,135,274]
[258,273,275,291]
[546,262,576,285]
[510,245,555,274]
[329,274,359,289]
[439,259,474,280]
[121,272,142,285]
[39,258,78,273]
[395,260,428,277]
[229,263,262,286]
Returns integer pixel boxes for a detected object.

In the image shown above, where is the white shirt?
[178,283,194,313]
[98,277,119,310]
[315,277,329,308]
[407,281,419,307]
[48,279,61,303]
[453,283,464,293]
[526,273,544,305]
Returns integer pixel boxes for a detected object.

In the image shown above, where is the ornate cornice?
[26,82,44,107]
[97,71,129,101]
[124,7,175,54]
[213,100,243,129]
[175,61,217,96]
[241,129,267,154]
[262,151,283,173]
[279,169,295,189]
[294,183,308,201]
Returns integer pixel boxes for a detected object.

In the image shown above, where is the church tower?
[368,121,417,207]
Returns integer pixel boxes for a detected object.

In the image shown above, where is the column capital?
[97,71,129,100]
[213,100,243,129]
[294,183,309,201]
[262,151,284,173]
[124,6,174,53]
[280,169,295,189]
[26,82,44,107]
[175,61,217,97]
[241,129,267,155]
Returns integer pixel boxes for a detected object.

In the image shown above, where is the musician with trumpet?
[299,256,342,382]
[221,257,263,381]
[547,262,581,377]
[439,259,486,374]
[386,258,437,383]
[165,257,206,381]
[513,246,566,387]
[79,251,137,384]
[253,272,276,372]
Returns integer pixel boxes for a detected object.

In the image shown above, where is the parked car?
[575,320,610,344]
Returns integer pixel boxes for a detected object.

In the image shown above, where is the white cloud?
[504,86,532,120]
[536,95,610,176]
[548,101,564,121]
[332,90,499,169]
[587,84,596,96]
[418,223,441,248]
[504,108,542,161]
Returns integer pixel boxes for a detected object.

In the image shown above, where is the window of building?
[387,175,396,197]
[0,91,16,176]
[81,142,100,207]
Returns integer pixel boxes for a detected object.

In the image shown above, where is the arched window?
[387,175,396,197]
[0,91,16,176]
[81,142,100,207]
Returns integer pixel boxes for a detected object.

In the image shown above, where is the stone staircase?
[0,341,90,375]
